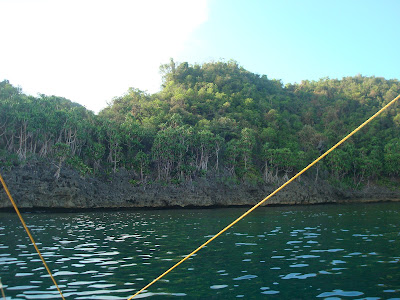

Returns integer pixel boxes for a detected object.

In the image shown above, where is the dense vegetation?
[1,60,400,188]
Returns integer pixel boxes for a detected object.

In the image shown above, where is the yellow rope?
[0,173,66,300]
[0,278,6,300]
[128,94,400,299]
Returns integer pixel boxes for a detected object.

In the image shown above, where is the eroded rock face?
[1,162,399,210]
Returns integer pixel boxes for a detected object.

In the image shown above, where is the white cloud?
[0,0,208,112]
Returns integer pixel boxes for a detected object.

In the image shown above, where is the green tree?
[384,139,400,176]
[52,142,70,180]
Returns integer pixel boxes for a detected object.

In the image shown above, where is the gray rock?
[1,162,399,210]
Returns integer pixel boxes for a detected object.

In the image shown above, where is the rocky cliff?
[1,162,399,210]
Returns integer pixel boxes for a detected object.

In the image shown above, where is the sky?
[0,0,399,113]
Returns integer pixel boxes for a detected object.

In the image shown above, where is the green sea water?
[0,202,399,299]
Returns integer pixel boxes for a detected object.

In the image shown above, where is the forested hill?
[1,60,400,188]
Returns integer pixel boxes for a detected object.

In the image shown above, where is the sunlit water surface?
[0,202,399,299]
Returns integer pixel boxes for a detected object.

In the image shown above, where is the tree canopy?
[1,60,400,187]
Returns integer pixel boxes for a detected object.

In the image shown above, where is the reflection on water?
[0,202,399,299]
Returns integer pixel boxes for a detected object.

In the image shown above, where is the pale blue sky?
[178,0,400,85]
[0,0,398,112]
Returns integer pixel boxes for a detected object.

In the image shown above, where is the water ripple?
[1,203,400,299]
[317,289,364,297]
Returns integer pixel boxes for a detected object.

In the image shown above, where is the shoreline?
[1,199,400,213]
[1,162,400,211]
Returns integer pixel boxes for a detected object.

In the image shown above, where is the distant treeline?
[1,59,400,187]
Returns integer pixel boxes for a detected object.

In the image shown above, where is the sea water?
[0,202,399,299]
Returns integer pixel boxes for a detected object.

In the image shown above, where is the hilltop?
[1,60,400,208]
